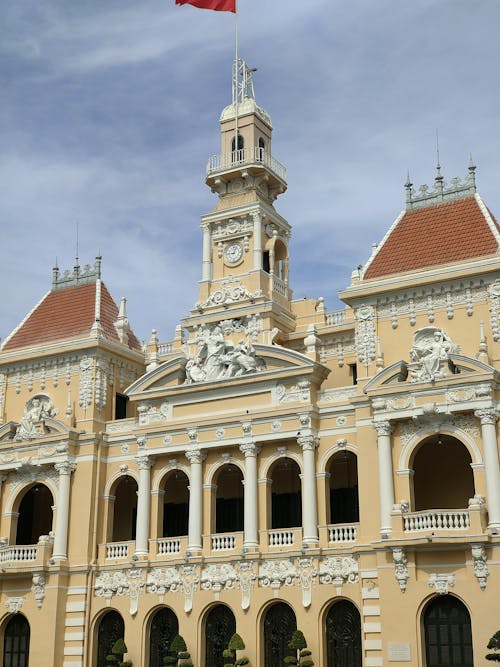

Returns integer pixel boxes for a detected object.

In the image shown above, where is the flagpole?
[234,0,239,159]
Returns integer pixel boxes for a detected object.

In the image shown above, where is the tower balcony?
[206,148,287,186]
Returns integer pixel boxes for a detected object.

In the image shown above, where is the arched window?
[231,134,245,157]
[413,436,474,511]
[162,471,189,538]
[205,604,236,667]
[328,452,359,524]
[149,607,179,667]
[3,614,30,667]
[325,600,362,667]
[96,611,124,667]
[258,137,265,159]
[424,596,473,667]
[112,476,138,542]
[270,458,301,529]
[263,602,296,667]
[215,464,243,534]
[16,483,53,545]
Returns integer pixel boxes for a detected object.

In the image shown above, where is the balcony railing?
[328,523,358,543]
[0,545,38,564]
[403,509,470,532]
[211,534,237,551]
[207,148,287,182]
[156,537,182,556]
[268,529,295,547]
[102,541,133,560]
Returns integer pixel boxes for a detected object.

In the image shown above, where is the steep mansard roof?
[363,193,500,281]
[2,281,142,353]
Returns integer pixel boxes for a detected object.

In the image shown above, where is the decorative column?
[475,409,500,529]
[240,442,260,550]
[374,421,395,536]
[134,455,153,556]
[252,211,262,271]
[201,223,212,282]
[186,449,205,553]
[52,461,76,561]
[298,435,319,545]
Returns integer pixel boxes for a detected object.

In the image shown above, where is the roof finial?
[435,130,444,198]
[74,221,81,281]
[405,170,413,208]
[468,153,477,191]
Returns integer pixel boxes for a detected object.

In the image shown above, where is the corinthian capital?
[239,442,261,458]
[185,448,206,465]
[54,460,76,476]
[475,409,498,426]
[135,455,153,470]
[297,435,319,451]
[373,420,393,437]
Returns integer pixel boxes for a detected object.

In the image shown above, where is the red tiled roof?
[2,282,142,352]
[363,195,500,280]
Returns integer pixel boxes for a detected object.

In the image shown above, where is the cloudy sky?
[1,0,500,345]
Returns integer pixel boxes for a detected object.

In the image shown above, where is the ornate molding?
[319,556,359,585]
[5,597,25,614]
[236,561,256,610]
[15,395,58,441]
[185,448,205,465]
[428,573,455,595]
[296,557,317,608]
[195,284,263,311]
[54,460,76,476]
[138,402,171,425]
[408,327,458,383]
[239,442,260,457]
[297,435,319,451]
[355,305,376,366]
[274,381,311,404]
[201,563,237,597]
[392,547,409,592]
[373,421,393,437]
[259,559,297,591]
[471,543,489,590]
[32,573,46,609]
[475,409,498,426]
[94,568,145,616]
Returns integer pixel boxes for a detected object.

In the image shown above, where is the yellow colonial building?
[0,61,499,667]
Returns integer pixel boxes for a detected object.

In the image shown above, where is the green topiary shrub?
[285,630,313,667]
[487,631,500,661]
[228,634,245,652]
[235,658,249,666]
[223,649,234,659]
[166,635,193,667]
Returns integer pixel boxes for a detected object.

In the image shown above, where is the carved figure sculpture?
[409,327,458,382]
[15,395,57,440]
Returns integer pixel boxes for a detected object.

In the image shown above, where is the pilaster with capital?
[201,222,212,281]
[298,434,319,545]
[135,455,153,556]
[374,420,395,536]
[52,460,76,561]
[252,211,262,271]
[240,442,261,549]
[475,409,500,529]
[186,448,206,553]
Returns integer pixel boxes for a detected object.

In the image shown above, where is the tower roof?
[2,263,142,353]
[363,169,500,281]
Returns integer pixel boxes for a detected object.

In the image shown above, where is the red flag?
[176,0,236,12]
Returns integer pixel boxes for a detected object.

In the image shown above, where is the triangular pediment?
[364,353,496,395]
[126,344,329,400]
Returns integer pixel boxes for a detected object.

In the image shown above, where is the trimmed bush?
[228,634,245,652]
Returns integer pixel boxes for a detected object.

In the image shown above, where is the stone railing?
[326,309,349,327]
[155,537,182,556]
[207,148,287,183]
[268,529,295,547]
[211,534,236,551]
[158,342,174,356]
[328,524,358,543]
[272,275,290,299]
[403,509,470,532]
[102,541,133,560]
[0,545,38,563]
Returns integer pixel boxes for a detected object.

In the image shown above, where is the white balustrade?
[0,545,38,563]
[328,524,358,543]
[211,534,236,551]
[326,309,347,326]
[206,148,287,182]
[105,542,130,559]
[272,275,289,298]
[268,530,295,547]
[157,538,181,555]
[158,342,173,355]
[403,510,470,532]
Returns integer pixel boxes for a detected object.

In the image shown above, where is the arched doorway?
[162,471,189,538]
[16,483,53,545]
[325,600,362,667]
[96,610,125,667]
[3,614,30,667]
[413,436,474,511]
[112,476,138,541]
[328,452,359,524]
[263,602,296,667]
[149,607,179,667]
[215,464,243,534]
[270,458,301,529]
[423,596,473,667]
[205,604,236,667]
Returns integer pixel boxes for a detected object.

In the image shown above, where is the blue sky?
[1,0,500,345]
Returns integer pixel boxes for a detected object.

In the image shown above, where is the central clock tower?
[185,59,294,344]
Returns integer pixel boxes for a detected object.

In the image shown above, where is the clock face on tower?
[224,242,243,265]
